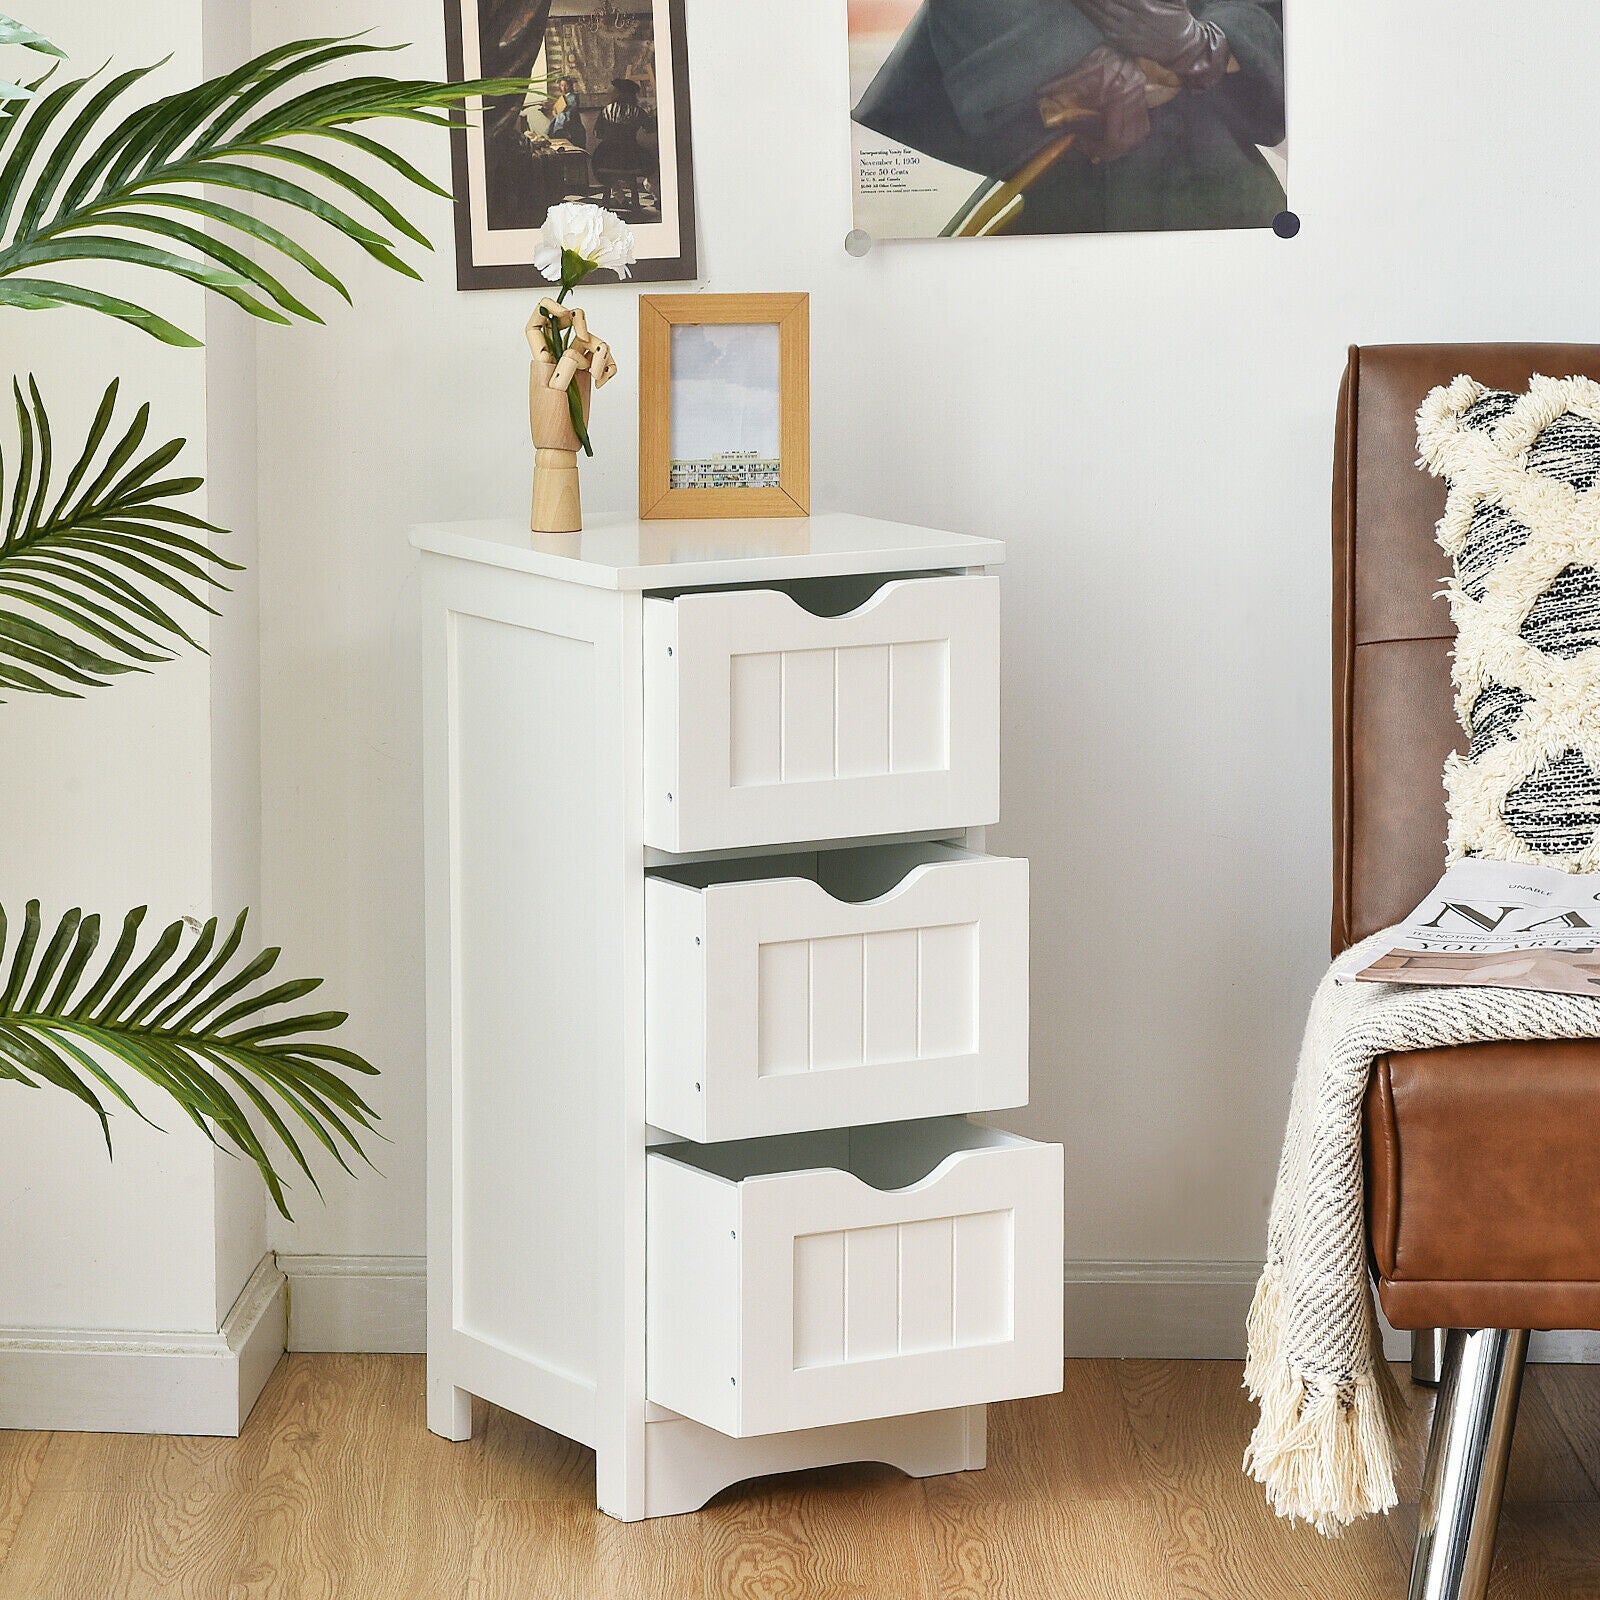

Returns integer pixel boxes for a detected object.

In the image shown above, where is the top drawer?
[643,574,999,853]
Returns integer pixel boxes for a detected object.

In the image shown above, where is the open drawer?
[646,1118,1063,1438]
[646,843,1028,1142]
[643,573,999,853]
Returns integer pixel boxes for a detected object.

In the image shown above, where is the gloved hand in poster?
[1071,0,1232,89]
[1036,46,1152,161]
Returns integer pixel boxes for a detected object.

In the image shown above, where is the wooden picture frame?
[442,0,699,288]
[639,293,809,519]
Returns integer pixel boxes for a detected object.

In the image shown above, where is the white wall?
[254,0,1600,1344]
[0,0,265,1339]
[204,0,271,1325]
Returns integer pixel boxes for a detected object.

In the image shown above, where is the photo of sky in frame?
[669,322,781,465]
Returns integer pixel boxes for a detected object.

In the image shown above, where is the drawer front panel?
[728,640,949,787]
[645,849,1028,1142]
[645,1125,1064,1438]
[758,921,977,1076]
[791,1210,1011,1369]
[643,575,999,852]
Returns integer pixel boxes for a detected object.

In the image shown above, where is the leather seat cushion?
[1365,1038,1600,1329]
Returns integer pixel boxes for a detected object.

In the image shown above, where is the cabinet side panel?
[642,599,681,850]
[646,1155,740,1435]
[644,878,708,1141]
[451,613,600,1384]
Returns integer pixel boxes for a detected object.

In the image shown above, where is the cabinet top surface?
[408,512,1005,590]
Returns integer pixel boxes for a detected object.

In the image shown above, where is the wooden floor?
[4,1356,1600,1598]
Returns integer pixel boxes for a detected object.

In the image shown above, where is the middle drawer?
[646,842,1028,1142]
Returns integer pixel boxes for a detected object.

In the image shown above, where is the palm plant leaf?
[0,35,526,342]
[0,16,64,58]
[0,15,63,102]
[0,899,380,1217]
[0,15,59,145]
[0,374,230,697]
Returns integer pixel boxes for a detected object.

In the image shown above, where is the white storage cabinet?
[416,513,1063,1521]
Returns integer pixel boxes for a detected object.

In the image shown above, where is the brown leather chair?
[1336,343,1600,1600]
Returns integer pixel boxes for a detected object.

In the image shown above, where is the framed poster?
[638,294,810,520]
[444,0,698,286]
[848,0,1287,240]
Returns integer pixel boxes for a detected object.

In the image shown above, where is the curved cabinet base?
[635,1404,987,1521]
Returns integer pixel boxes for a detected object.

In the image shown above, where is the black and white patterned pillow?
[1418,374,1600,869]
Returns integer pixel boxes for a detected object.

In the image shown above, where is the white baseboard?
[1531,1332,1600,1363]
[1376,1314,1599,1364]
[1064,1259,1600,1365]
[1064,1259,1267,1359]
[175,1255,1600,1368]
[0,1253,285,1434]
[266,1255,1410,1363]
[280,1253,426,1353]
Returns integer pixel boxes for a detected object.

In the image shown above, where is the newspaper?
[1352,859,1600,995]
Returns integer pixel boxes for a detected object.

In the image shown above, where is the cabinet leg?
[428,1373,473,1441]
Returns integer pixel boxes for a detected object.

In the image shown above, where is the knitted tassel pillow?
[1418,374,1600,869]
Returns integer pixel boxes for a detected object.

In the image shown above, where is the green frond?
[0,13,63,117]
[0,33,528,341]
[0,899,380,1217]
[0,17,66,60]
[0,376,230,697]
[0,18,60,140]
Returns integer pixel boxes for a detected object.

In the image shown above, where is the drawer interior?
[649,840,986,901]
[649,569,956,616]
[651,1115,1029,1193]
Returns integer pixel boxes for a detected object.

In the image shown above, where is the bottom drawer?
[646,1118,1063,1438]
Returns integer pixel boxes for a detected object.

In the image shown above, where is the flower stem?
[566,381,594,458]
[540,306,564,363]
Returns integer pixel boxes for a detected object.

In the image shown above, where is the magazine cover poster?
[848,0,1287,240]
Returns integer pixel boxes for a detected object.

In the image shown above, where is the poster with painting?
[444,0,698,286]
[847,0,1287,240]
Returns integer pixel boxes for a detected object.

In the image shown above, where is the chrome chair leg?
[1412,1327,1448,1387]
[1408,1327,1529,1600]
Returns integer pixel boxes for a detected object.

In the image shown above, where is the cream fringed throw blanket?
[1243,931,1600,1532]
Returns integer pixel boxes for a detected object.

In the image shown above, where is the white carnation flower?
[533,203,601,280]
[591,209,638,278]
[534,203,638,284]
